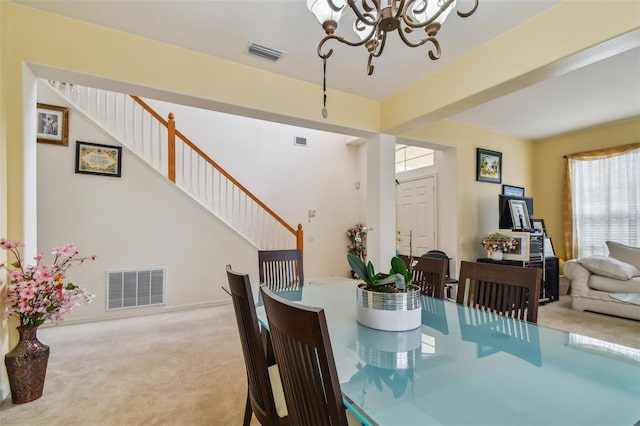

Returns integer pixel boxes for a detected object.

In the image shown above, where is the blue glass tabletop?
[256,278,640,426]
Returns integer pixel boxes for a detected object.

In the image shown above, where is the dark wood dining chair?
[225,266,289,426]
[258,249,304,289]
[456,261,542,323]
[260,286,359,426]
[397,255,447,298]
[421,249,459,300]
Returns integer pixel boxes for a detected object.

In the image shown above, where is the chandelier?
[306,0,479,117]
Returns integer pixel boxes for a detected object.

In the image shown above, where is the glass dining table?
[255,277,640,426]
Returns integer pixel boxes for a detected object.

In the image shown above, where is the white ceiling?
[13,0,640,140]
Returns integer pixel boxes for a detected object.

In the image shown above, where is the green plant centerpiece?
[347,253,412,293]
[348,253,422,331]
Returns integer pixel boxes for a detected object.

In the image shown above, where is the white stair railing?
[47,80,303,252]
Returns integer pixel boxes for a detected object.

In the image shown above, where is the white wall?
[36,83,364,323]
[145,99,363,278]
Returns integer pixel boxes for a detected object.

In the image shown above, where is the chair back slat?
[259,249,304,289]
[260,287,348,426]
[456,261,541,323]
[397,255,448,298]
[226,266,283,425]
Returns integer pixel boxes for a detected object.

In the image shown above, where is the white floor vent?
[107,268,165,310]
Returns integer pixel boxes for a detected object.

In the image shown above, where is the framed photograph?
[503,231,530,261]
[75,141,122,177]
[531,218,546,235]
[502,184,524,197]
[508,199,531,230]
[37,103,69,146]
[476,148,502,184]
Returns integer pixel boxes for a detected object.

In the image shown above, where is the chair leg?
[243,388,252,426]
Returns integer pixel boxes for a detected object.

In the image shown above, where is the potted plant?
[480,232,519,260]
[1,238,96,404]
[347,253,422,331]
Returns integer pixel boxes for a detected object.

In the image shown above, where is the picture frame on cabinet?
[503,231,530,261]
[502,184,525,197]
[509,199,531,230]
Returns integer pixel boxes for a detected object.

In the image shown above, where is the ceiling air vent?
[248,42,284,62]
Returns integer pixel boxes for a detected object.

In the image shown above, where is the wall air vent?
[248,42,284,62]
[107,268,165,310]
[294,136,307,147]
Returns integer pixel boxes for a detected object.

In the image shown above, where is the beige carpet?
[1,296,638,425]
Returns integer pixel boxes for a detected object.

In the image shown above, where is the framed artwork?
[37,103,69,146]
[476,148,502,184]
[531,218,546,235]
[75,141,122,177]
[508,199,531,230]
[503,231,530,261]
[502,184,524,197]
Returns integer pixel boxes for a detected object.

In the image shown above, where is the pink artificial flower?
[19,287,35,300]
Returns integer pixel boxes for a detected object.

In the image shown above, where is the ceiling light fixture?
[306,0,479,118]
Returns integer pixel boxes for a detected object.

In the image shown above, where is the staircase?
[46,80,303,252]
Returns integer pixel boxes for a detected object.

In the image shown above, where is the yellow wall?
[0,0,9,400]
[404,120,534,263]
[532,118,640,260]
[382,0,640,133]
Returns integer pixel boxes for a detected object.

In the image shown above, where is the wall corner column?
[366,134,396,269]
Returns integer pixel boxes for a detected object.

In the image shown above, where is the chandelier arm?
[397,28,441,60]
[317,32,375,59]
[347,0,380,27]
[393,0,407,19]
[457,0,479,18]
[403,0,455,28]
[367,53,375,75]
[371,31,388,58]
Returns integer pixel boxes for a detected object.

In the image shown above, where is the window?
[395,145,434,173]
[569,146,639,257]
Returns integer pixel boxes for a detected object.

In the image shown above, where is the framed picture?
[502,184,524,197]
[503,231,530,261]
[476,148,502,184]
[508,199,531,230]
[37,103,69,146]
[531,218,546,235]
[75,141,122,177]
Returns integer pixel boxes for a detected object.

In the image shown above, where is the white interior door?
[396,176,436,256]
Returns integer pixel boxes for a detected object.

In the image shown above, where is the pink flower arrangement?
[1,238,96,327]
[480,232,519,253]
[346,223,368,262]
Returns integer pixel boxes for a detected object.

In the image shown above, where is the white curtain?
[570,147,640,257]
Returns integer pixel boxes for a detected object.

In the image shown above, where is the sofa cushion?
[588,275,640,293]
[577,255,640,280]
[606,241,640,270]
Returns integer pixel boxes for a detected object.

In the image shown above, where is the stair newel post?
[296,224,304,256]
[167,112,176,183]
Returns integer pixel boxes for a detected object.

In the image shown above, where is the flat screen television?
[498,195,534,230]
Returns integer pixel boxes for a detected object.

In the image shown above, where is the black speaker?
[543,257,559,302]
